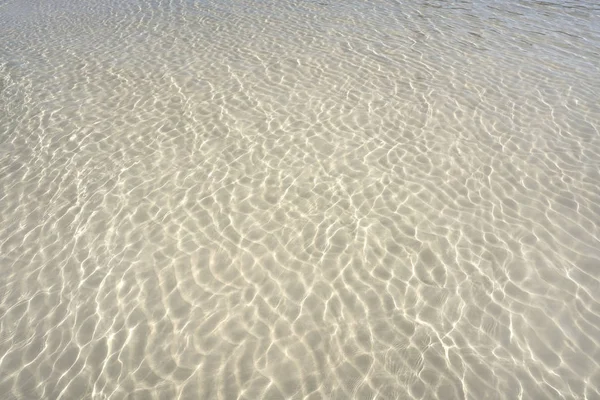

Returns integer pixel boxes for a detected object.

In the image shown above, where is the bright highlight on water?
[1,0,599,399]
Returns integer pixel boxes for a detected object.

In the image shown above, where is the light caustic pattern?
[1,0,600,399]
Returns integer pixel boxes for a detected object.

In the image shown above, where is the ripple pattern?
[1,0,600,399]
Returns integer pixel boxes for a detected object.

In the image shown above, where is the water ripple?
[1,0,600,399]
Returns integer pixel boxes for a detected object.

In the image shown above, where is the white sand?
[1,0,599,399]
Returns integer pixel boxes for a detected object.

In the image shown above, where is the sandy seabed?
[1,0,600,399]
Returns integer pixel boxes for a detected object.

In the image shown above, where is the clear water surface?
[1,0,600,399]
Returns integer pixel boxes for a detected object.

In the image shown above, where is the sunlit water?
[1,0,600,399]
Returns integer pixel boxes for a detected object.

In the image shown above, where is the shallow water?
[1,0,600,399]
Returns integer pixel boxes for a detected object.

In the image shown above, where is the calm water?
[1,0,600,399]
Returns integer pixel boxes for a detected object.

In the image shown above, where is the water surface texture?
[2,0,600,399]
